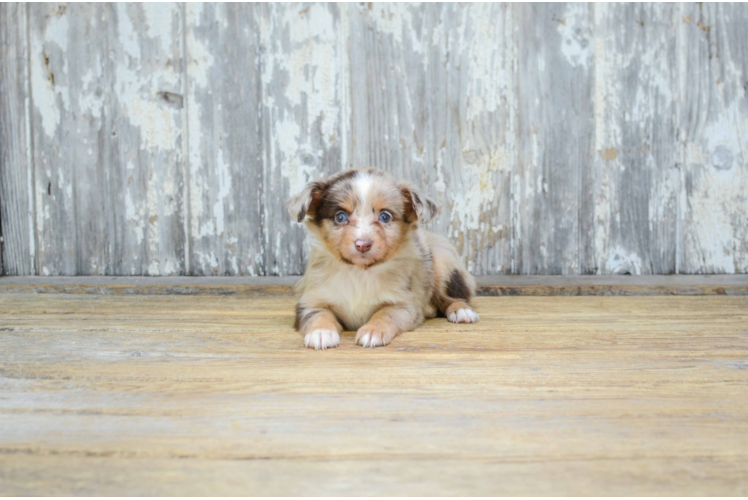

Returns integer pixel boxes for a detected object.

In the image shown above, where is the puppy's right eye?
[334,211,348,224]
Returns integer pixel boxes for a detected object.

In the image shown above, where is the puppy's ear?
[400,183,438,224]
[286,181,326,223]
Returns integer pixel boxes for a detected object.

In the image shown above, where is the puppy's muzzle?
[355,239,372,253]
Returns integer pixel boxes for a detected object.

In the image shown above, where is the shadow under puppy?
[287,168,479,349]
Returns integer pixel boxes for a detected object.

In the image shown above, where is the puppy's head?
[287,168,438,268]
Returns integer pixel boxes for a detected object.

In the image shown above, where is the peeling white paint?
[115,4,180,152]
[31,11,69,138]
[78,65,104,119]
[144,3,175,53]
[185,4,214,89]
[465,4,508,121]
[450,147,504,231]
[262,3,340,196]
[558,3,592,69]
[606,245,643,275]
[12,3,748,277]
[370,3,422,54]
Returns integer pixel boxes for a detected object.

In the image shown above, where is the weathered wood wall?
[1,3,746,276]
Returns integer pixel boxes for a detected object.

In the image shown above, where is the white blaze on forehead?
[354,173,373,206]
[353,173,374,239]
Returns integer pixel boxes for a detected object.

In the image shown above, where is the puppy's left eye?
[335,211,348,224]
[379,212,392,223]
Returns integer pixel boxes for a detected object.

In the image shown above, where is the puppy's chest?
[322,270,404,329]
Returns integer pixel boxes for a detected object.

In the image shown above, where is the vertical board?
[678,3,748,274]
[29,3,98,275]
[185,4,264,275]
[110,4,186,275]
[260,3,348,276]
[513,3,594,274]
[347,3,515,275]
[0,4,34,275]
[590,3,679,274]
[28,3,185,275]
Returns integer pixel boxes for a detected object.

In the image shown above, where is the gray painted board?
[185,3,264,276]
[678,3,748,274]
[514,3,593,275]
[1,3,746,276]
[0,4,34,275]
[591,3,680,274]
[27,3,185,276]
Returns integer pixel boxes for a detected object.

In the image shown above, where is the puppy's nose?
[355,239,372,253]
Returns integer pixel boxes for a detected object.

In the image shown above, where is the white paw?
[448,308,480,324]
[355,327,394,348]
[304,329,340,350]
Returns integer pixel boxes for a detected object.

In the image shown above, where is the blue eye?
[379,212,392,223]
[335,211,348,224]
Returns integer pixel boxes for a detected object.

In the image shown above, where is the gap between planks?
[0,275,746,296]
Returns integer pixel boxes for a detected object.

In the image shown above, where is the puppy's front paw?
[355,324,396,348]
[448,307,479,323]
[304,329,340,350]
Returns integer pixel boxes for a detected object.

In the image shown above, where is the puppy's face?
[287,169,438,268]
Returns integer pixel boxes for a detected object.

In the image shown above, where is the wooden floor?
[1,292,747,495]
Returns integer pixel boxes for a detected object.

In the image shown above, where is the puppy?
[287,168,479,349]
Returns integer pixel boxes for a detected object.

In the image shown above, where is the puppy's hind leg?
[438,269,480,324]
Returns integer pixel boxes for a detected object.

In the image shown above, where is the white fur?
[320,256,409,329]
[356,328,389,348]
[304,329,340,350]
[353,174,374,239]
[302,227,421,331]
[354,173,372,205]
[448,308,479,324]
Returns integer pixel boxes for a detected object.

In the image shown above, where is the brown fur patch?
[446,269,471,300]
[294,305,323,331]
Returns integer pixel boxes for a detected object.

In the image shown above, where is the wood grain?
[514,3,594,275]
[0,4,34,276]
[185,4,264,276]
[1,292,747,495]
[678,3,748,274]
[27,3,185,276]
[591,4,680,274]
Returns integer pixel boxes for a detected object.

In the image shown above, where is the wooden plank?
[109,4,186,275]
[513,3,594,274]
[0,4,34,275]
[28,4,185,276]
[260,3,347,276]
[184,4,264,276]
[677,4,748,274]
[0,293,747,495]
[590,4,680,274]
[2,456,747,496]
[347,3,514,275]
[1,275,747,296]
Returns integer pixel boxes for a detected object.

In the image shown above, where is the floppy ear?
[286,181,326,223]
[400,183,439,224]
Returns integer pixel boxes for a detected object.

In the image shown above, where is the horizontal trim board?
[0,275,746,296]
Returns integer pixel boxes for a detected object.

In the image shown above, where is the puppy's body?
[288,168,478,349]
